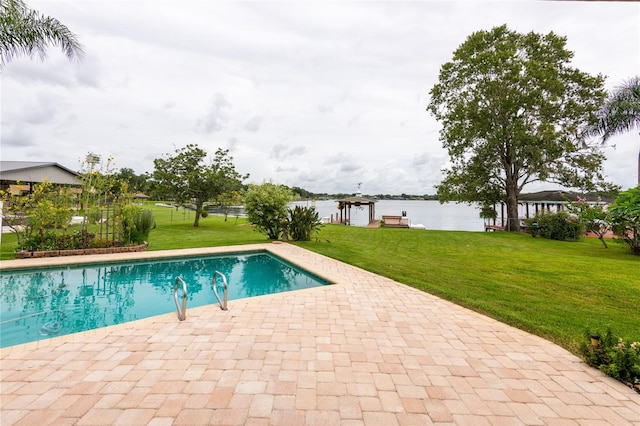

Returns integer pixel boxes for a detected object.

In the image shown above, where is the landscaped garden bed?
[15,242,149,258]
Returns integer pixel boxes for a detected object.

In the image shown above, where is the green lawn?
[2,204,638,355]
[297,226,639,353]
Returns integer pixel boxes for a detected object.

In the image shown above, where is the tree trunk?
[637,147,639,187]
[193,201,202,227]
[505,185,520,232]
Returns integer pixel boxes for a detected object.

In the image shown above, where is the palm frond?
[590,76,640,142]
[0,0,84,69]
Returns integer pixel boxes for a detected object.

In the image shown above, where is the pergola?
[335,196,377,225]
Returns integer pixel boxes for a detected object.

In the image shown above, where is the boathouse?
[486,190,609,231]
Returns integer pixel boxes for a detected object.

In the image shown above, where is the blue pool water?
[0,251,330,348]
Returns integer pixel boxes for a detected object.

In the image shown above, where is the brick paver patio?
[1,243,638,425]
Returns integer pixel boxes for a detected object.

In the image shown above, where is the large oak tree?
[150,145,248,227]
[428,25,611,232]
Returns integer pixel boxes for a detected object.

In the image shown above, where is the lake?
[292,199,486,231]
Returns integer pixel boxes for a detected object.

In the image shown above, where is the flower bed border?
[16,242,149,259]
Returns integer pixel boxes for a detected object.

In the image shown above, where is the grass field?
[297,226,639,353]
[1,203,638,355]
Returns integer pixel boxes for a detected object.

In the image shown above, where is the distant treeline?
[111,170,438,202]
[294,190,438,201]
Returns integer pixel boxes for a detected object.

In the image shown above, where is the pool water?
[0,251,329,348]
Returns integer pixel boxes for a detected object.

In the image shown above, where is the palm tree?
[0,0,83,69]
[591,76,640,186]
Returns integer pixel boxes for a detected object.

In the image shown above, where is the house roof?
[0,161,80,185]
[518,190,605,203]
[336,196,377,204]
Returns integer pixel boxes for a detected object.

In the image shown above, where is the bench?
[382,215,409,228]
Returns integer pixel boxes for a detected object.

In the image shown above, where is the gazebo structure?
[334,195,377,226]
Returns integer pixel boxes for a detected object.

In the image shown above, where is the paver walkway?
[1,243,638,425]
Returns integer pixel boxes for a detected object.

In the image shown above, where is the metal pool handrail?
[212,271,228,311]
[173,276,187,321]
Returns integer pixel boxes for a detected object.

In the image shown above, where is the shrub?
[531,211,583,241]
[18,231,60,252]
[119,205,139,245]
[72,230,96,249]
[119,205,154,244]
[90,238,112,248]
[17,230,97,252]
[134,209,156,240]
[287,206,322,241]
[581,329,640,393]
[244,182,293,240]
[127,230,146,245]
[608,186,640,255]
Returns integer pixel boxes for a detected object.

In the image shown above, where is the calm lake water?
[292,200,486,231]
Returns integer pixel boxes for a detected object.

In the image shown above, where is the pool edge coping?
[0,243,344,355]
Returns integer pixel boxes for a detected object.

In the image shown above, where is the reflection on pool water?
[0,251,330,348]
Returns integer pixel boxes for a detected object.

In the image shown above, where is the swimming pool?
[0,250,330,348]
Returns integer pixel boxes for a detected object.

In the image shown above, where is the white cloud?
[2,1,639,193]
[197,93,232,134]
[244,116,262,132]
[270,144,307,160]
[1,125,36,148]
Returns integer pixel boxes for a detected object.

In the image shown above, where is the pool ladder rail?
[173,271,228,321]
[212,270,229,311]
[173,276,187,321]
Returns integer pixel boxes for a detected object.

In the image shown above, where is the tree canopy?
[0,0,84,68]
[150,145,248,227]
[427,24,612,231]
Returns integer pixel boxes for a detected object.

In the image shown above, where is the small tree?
[212,189,243,222]
[608,186,640,254]
[78,154,136,245]
[0,179,74,247]
[150,145,248,227]
[567,197,610,248]
[244,182,293,240]
[78,154,124,208]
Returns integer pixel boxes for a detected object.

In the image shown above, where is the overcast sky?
[2,1,639,195]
